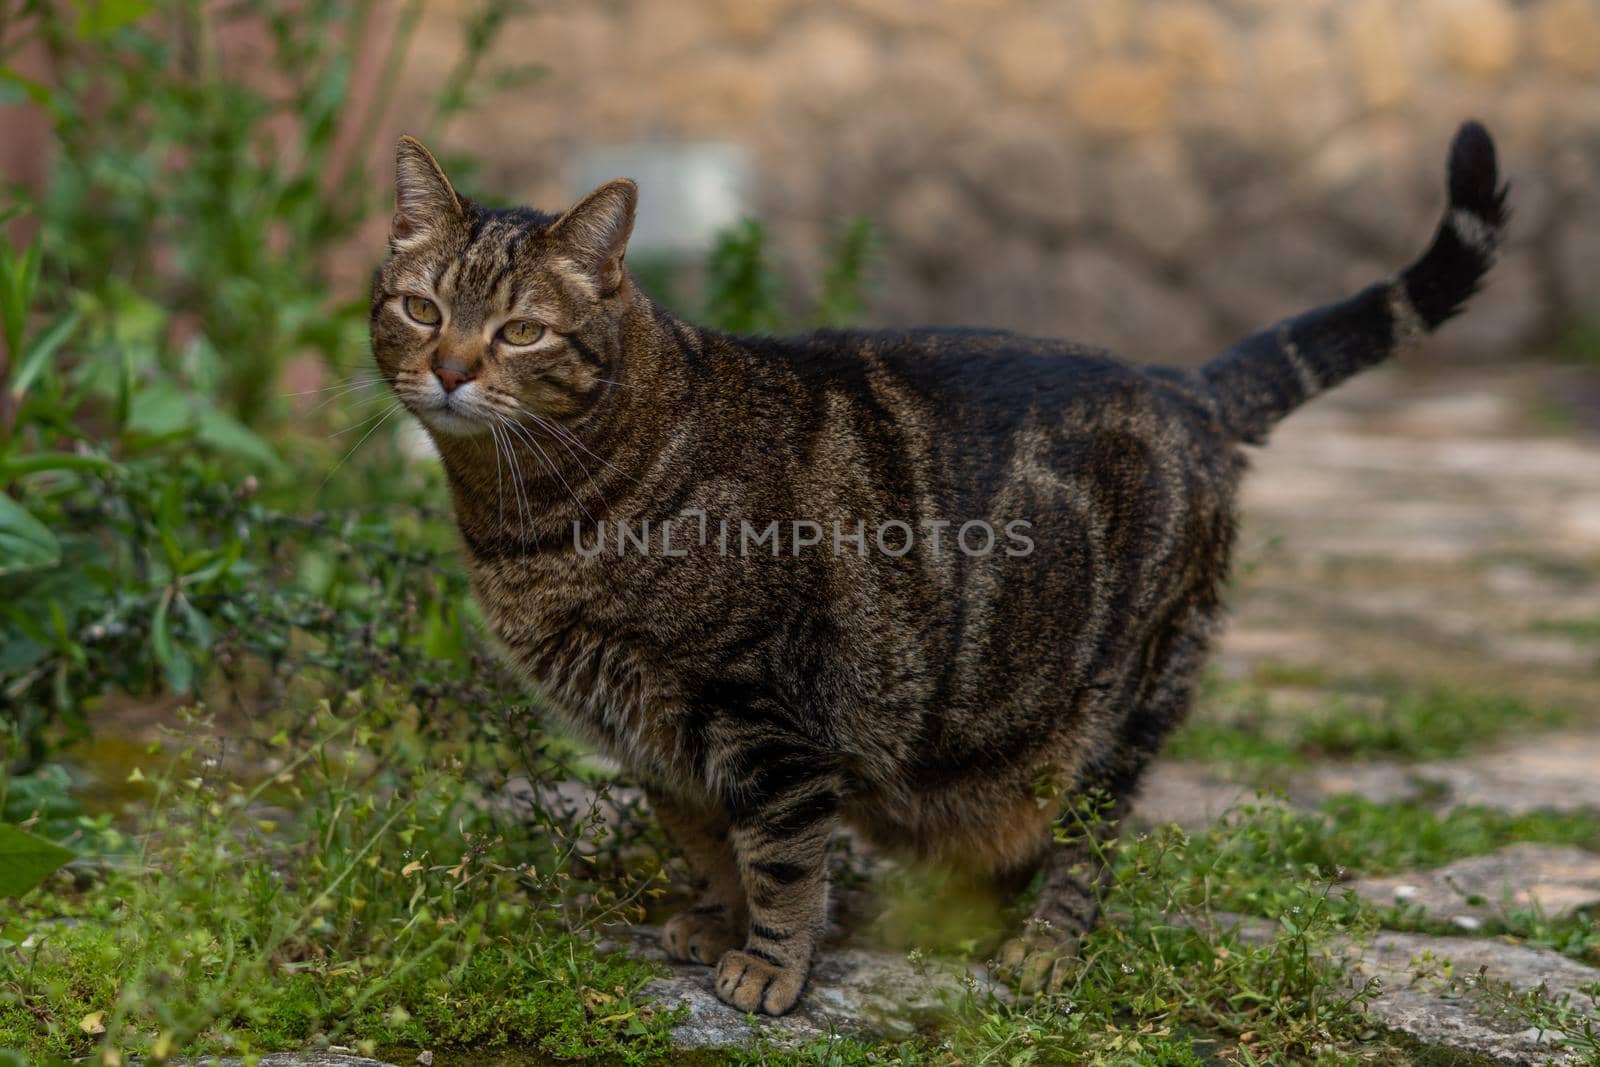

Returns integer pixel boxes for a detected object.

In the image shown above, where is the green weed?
[0,693,678,1064]
[1532,616,1600,642]
[1170,676,1572,771]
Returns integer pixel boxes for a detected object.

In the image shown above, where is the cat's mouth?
[418,403,487,437]
[399,376,491,437]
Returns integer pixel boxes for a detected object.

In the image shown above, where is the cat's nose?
[434,361,475,393]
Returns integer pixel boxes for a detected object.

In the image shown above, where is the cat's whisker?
[492,411,545,536]
[496,410,595,525]
[284,376,391,416]
[506,423,533,544]
[490,412,533,544]
[506,410,609,513]
[525,408,636,484]
[308,386,396,417]
[282,375,385,398]
[316,401,401,497]
[329,402,404,437]
[498,412,590,512]
[526,418,609,519]
[487,418,507,532]
[491,397,634,484]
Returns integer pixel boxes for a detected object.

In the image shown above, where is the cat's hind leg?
[996,603,1216,993]
[993,794,1124,994]
[648,788,748,966]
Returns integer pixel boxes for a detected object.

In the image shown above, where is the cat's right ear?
[392,136,462,247]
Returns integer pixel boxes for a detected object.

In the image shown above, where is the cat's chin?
[415,407,490,439]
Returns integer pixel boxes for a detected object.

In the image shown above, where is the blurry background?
[403,0,1600,365]
[11,0,1600,365]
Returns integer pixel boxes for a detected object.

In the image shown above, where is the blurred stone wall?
[411,0,1600,363]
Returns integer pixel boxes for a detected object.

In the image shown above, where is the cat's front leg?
[647,787,748,966]
[712,737,840,1015]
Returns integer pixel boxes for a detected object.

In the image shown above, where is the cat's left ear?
[392,135,463,247]
[548,179,637,296]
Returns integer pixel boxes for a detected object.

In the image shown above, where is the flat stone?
[1351,844,1600,925]
[621,926,1000,1048]
[1295,762,1425,808]
[181,1056,401,1066]
[1220,913,1600,1064]
[1418,735,1600,815]
[1351,931,1600,1065]
[1287,734,1600,817]
[1131,763,1271,830]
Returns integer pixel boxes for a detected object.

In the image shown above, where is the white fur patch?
[1450,208,1499,257]
[1387,280,1427,351]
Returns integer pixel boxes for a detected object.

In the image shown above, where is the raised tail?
[1200,121,1509,444]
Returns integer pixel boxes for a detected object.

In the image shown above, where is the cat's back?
[706,325,1241,576]
[741,326,1225,465]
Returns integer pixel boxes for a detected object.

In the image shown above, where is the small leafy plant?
[0,691,678,1063]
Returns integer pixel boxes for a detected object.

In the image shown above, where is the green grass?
[1557,318,1600,370]
[1532,616,1600,642]
[1315,796,1600,873]
[1168,676,1573,772]
[8,724,1600,1064]
[0,694,681,1065]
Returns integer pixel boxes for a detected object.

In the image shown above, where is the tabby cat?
[371,122,1506,1014]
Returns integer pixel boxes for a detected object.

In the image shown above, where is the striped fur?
[371,123,1506,1014]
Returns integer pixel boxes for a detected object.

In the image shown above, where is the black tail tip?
[1448,120,1508,225]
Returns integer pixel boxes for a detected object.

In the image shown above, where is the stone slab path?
[1135,730,1600,828]
[520,762,1600,1062]
[1351,843,1600,926]
[1296,731,1600,814]
[1353,930,1600,1066]
[613,927,1000,1049]
[1219,367,1600,708]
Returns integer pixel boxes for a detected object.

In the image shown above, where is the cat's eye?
[499,319,545,346]
[403,295,441,326]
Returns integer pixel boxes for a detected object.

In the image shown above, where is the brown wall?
[400,0,1600,363]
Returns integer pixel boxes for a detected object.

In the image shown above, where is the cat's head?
[371,136,637,438]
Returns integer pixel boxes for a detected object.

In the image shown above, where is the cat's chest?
[468,554,692,774]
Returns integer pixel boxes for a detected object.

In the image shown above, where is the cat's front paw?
[992,933,1079,995]
[714,948,807,1015]
[661,909,744,966]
